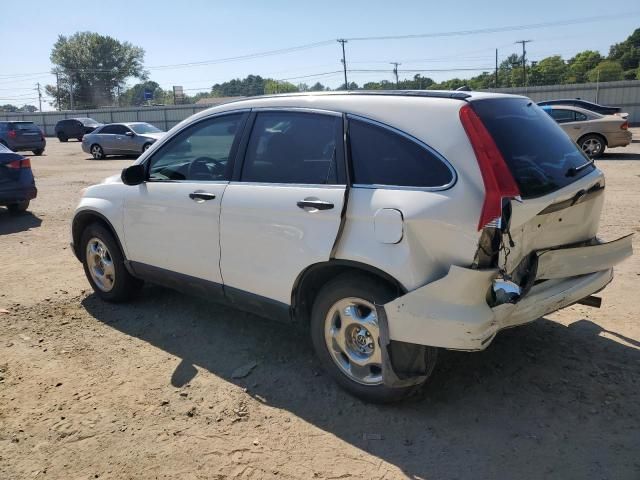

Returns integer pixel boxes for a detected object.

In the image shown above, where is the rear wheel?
[77,137,83,142]
[90,144,105,160]
[579,134,605,159]
[7,200,29,214]
[57,134,68,142]
[32,149,44,156]
[310,273,435,403]
[80,223,142,302]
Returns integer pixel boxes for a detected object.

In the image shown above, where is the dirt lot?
[1,134,639,480]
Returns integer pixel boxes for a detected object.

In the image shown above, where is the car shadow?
[0,209,42,234]
[84,154,139,161]
[81,287,640,479]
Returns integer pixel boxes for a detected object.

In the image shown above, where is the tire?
[142,143,152,153]
[578,134,606,159]
[80,223,142,302]
[32,149,44,156]
[7,200,29,214]
[90,144,105,160]
[310,272,435,403]
[58,134,68,142]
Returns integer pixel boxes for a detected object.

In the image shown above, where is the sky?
[1,0,638,110]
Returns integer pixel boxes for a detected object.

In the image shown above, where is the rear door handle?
[297,199,334,211]
[189,192,217,201]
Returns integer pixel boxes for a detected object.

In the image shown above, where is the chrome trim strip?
[251,106,342,117]
[229,181,345,188]
[346,114,458,191]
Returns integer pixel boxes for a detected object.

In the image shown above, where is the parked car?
[55,117,102,142]
[537,99,623,116]
[542,105,631,158]
[0,142,37,213]
[0,121,46,155]
[81,122,165,159]
[71,91,632,402]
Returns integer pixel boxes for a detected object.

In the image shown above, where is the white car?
[71,91,632,402]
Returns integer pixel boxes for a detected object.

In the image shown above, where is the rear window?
[9,122,38,131]
[471,98,595,198]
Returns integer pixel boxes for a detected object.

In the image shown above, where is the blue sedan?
[0,143,37,213]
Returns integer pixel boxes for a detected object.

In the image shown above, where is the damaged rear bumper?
[383,234,633,351]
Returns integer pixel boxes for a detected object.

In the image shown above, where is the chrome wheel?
[324,297,383,386]
[581,137,602,157]
[91,145,104,159]
[85,237,115,292]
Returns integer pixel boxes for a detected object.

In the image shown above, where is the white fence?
[488,80,640,124]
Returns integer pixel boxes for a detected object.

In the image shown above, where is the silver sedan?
[82,122,165,159]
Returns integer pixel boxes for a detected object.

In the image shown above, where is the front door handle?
[189,192,217,201]
[297,199,334,211]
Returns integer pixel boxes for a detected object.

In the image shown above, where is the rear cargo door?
[470,98,605,272]
[11,122,40,145]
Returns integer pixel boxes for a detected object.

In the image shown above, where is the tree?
[21,105,38,113]
[608,28,640,71]
[1,104,19,112]
[567,50,603,83]
[45,32,146,109]
[309,82,327,91]
[529,56,567,86]
[264,80,298,94]
[119,81,164,106]
[211,75,266,97]
[337,82,359,90]
[587,60,624,82]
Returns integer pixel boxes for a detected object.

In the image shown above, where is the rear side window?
[241,111,342,184]
[348,118,454,188]
[472,98,595,198]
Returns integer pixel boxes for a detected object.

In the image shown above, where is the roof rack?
[249,90,472,101]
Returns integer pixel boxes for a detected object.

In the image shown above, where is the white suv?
[71,91,632,402]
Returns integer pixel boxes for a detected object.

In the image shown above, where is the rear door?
[220,109,346,305]
[96,125,118,153]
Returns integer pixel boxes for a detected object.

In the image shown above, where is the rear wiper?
[565,159,594,177]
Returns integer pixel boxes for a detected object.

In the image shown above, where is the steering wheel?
[187,156,225,180]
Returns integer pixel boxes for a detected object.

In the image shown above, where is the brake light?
[621,121,628,130]
[7,130,16,139]
[459,104,520,231]
[6,158,31,169]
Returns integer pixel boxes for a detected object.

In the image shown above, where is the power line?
[344,13,638,41]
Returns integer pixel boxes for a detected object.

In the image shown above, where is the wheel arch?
[291,260,406,324]
[577,132,608,147]
[72,210,126,263]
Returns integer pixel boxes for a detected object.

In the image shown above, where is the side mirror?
[125,131,135,137]
[121,164,146,186]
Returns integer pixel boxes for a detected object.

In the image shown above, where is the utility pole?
[391,62,401,89]
[337,39,348,90]
[69,76,74,110]
[515,40,532,88]
[36,82,42,112]
[495,49,499,89]
[54,70,61,111]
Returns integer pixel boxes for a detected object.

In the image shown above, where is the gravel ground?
[0,133,639,480]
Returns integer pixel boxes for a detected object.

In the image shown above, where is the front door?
[123,112,248,289]
[220,110,346,305]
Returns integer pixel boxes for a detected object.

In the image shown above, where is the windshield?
[471,97,596,198]
[130,123,162,134]
[10,122,38,131]
[77,118,99,126]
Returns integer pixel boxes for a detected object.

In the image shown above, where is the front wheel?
[579,134,605,159]
[80,223,142,302]
[310,273,435,403]
[90,144,105,160]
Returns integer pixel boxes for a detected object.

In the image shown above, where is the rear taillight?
[459,104,520,231]
[621,121,628,130]
[6,158,31,169]
[7,130,16,139]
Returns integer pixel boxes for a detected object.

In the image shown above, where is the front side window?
[348,118,454,188]
[148,113,245,182]
[241,111,342,184]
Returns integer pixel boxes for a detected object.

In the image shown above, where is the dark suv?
[0,121,46,155]
[55,118,102,142]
